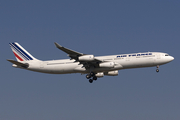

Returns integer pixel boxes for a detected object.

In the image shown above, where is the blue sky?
[1,1,180,120]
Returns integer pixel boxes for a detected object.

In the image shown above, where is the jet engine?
[99,62,114,68]
[78,55,94,61]
[104,70,118,76]
[95,72,104,78]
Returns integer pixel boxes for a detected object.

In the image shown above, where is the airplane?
[7,42,174,83]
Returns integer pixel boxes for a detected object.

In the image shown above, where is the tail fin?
[9,42,38,61]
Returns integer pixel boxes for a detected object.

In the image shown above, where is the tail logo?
[9,42,33,61]
[13,51,24,61]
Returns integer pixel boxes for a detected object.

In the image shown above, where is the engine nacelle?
[104,70,118,76]
[78,55,94,61]
[95,72,104,78]
[99,62,115,68]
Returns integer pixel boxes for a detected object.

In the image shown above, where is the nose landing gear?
[156,65,159,73]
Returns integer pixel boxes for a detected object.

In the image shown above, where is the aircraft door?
[40,62,44,68]
[157,53,161,59]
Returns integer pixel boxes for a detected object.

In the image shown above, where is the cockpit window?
[165,54,169,56]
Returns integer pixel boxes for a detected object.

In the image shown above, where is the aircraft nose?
[167,56,174,62]
[170,56,174,61]
[165,56,174,63]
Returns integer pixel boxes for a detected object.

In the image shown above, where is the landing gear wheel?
[156,65,159,73]
[86,74,91,79]
[90,72,95,76]
[89,79,93,83]
[93,76,97,80]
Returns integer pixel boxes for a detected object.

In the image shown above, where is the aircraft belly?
[27,63,78,74]
[74,66,87,72]
[93,68,118,72]
[48,63,78,74]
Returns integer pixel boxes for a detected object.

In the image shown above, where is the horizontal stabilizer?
[7,59,29,68]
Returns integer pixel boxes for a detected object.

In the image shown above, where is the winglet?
[54,42,63,48]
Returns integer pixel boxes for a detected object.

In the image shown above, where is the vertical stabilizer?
[9,42,38,61]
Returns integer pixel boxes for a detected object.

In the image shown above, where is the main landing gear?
[86,72,97,83]
[156,65,159,73]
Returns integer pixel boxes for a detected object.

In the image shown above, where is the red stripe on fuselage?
[13,52,23,61]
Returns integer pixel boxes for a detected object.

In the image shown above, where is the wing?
[54,42,84,60]
[54,42,102,68]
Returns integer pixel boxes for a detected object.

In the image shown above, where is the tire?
[90,72,95,76]
[89,79,93,83]
[86,74,91,79]
[93,76,97,80]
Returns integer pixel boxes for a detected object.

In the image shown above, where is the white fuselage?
[18,52,174,74]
